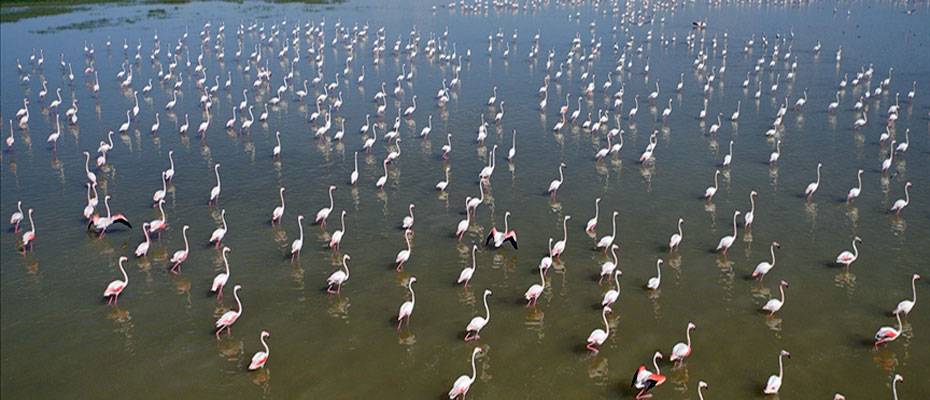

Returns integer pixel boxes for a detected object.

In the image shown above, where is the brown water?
[2,0,929,398]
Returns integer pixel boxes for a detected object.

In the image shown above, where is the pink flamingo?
[208,209,228,248]
[524,263,546,306]
[396,276,417,329]
[248,331,271,370]
[586,306,612,353]
[103,256,129,305]
[211,247,231,300]
[874,311,902,347]
[271,187,285,224]
[215,285,242,338]
[464,290,492,341]
[448,347,482,399]
[329,210,347,250]
[550,215,571,258]
[716,211,741,255]
[315,185,336,225]
[21,209,35,254]
[457,245,479,287]
[485,211,518,249]
[134,222,151,257]
[670,322,696,364]
[395,229,413,271]
[169,225,190,273]
[326,255,351,293]
[632,352,667,399]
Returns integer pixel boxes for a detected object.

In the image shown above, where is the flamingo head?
[233,285,242,292]
[261,331,270,338]
[894,374,903,383]
[780,350,791,358]
[408,276,417,285]
[687,322,696,330]
[780,280,789,288]
[223,246,231,254]
[773,242,781,248]
[603,306,612,314]
[914,274,921,280]
[699,381,708,390]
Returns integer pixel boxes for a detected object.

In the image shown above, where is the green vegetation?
[1,0,341,23]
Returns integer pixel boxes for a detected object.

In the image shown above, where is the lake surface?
[2,0,928,398]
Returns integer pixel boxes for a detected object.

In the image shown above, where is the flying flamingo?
[752,242,781,280]
[10,201,24,232]
[585,198,601,233]
[464,289,492,341]
[524,262,546,307]
[447,347,483,400]
[215,285,242,338]
[402,204,415,230]
[889,182,912,215]
[585,306,613,353]
[599,244,620,283]
[646,259,664,290]
[103,256,129,305]
[396,276,417,329]
[763,280,789,315]
[547,162,566,198]
[669,322,696,364]
[847,169,864,203]
[211,247,231,300]
[716,211,741,255]
[835,236,862,267]
[326,255,351,293]
[485,211,518,249]
[632,352,666,399]
[457,245,479,287]
[248,331,271,370]
[704,170,720,200]
[291,215,305,260]
[874,311,903,347]
[804,162,822,201]
[271,187,286,224]
[134,223,151,257]
[551,216,571,258]
[763,350,791,395]
[596,211,619,249]
[744,191,758,228]
[668,218,684,251]
[892,274,920,316]
[330,210,347,250]
[169,225,190,273]
[602,270,622,307]
[395,229,413,271]
[209,163,221,205]
[209,209,228,248]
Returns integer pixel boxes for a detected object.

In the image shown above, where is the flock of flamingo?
[3,0,925,398]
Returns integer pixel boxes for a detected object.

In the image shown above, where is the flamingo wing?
[503,233,518,249]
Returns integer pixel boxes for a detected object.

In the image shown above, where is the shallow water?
[2,0,929,398]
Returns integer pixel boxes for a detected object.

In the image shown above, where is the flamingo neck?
[770,245,776,265]
[602,309,610,336]
[611,214,617,237]
[297,219,304,241]
[613,271,621,290]
[234,289,242,313]
[469,352,478,382]
[677,221,683,236]
[777,354,784,378]
[912,277,918,302]
[261,335,269,355]
[732,214,738,237]
[779,285,786,302]
[653,356,661,375]
[685,328,692,347]
[483,293,490,321]
[182,229,189,251]
[119,262,128,283]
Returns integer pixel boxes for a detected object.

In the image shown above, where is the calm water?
[2,0,929,398]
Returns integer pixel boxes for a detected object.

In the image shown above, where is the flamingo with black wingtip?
[485,211,517,249]
[632,352,666,399]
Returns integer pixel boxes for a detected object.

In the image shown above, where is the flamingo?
[441,133,453,159]
[466,185,486,215]
[291,215,305,260]
[835,236,862,267]
[668,218,684,251]
[436,167,450,192]
[600,244,620,284]
[804,162,822,201]
[315,185,336,225]
[134,223,151,257]
[103,256,129,305]
[892,274,920,316]
[524,262,547,307]
[89,195,131,236]
[447,347,483,400]
[585,198,601,233]
[722,140,734,167]
[83,184,97,220]
[769,140,781,164]
[179,114,189,135]
[271,188,286,224]
[891,374,904,399]
[20,209,35,254]
[485,211,517,249]
[874,311,904,347]
[395,229,413,271]
[763,350,791,394]
[506,129,516,161]
[211,247,232,299]
[478,145,497,181]
[248,331,271,370]
[396,276,417,329]
[538,238,554,274]
[632,352,666,399]
[326,255,351,293]
[350,152,359,185]
[752,242,781,280]
[148,200,167,234]
[551,216,571,258]
[895,128,910,153]
[209,163,222,205]
[889,182,912,215]
[402,204,415,230]
[646,259,664,290]
[762,280,789,315]
[151,113,160,134]
[209,209,228,248]
[704,170,720,200]
[118,110,131,134]
[697,381,709,400]
[329,210,346,250]
[882,142,895,173]
[169,225,190,273]
[547,162,566,197]
[669,322,696,363]
[596,211,619,249]
[455,199,472,240]
[10,201,24,232]
[83,151,97,185]
[716,211,741,255]
[376,159,388,189]
[601,269,622,306]
[242,106,255,130]
[585,306,613,353]
[164,150,176,181]
[215,285,242,338]
[464,290,492,341]
[457,245,478,287]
